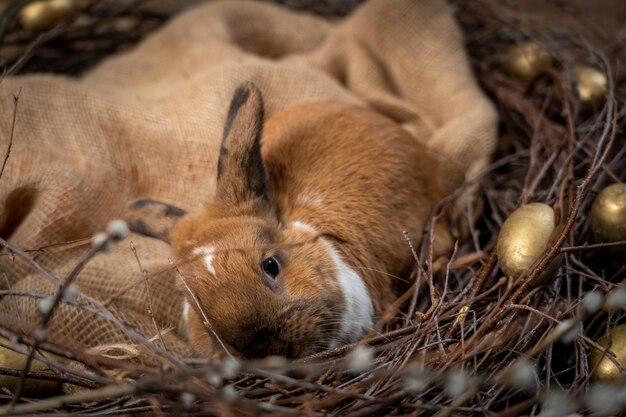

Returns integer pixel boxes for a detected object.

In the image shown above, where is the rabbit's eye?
[262,257,280,279]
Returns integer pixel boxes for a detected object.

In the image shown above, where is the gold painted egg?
[591,183,626,244]
[591,324,626,383]
[0,338,61,396]
[573,65,607,110]
[20,0,75,32]
[501,42,552,81]
[497,203,562,281]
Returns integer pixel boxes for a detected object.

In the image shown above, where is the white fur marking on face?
[182,299,190,323]
[296,190,324,208]
[192,246,216,275]
[327,244,374,345]
[291,220,316,233]
[292,221,373,346]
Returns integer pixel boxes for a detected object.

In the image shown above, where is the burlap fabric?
[0,0,496,359]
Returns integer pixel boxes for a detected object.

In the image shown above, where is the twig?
[130,241,169,353]
[0,237,187,367]
[560,240,626,253]
[0,367,100,389]
[0,382,137,415]
[172,263,236,361]
[0,88,20,180]
[9,239,110,407]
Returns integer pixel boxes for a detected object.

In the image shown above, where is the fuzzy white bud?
[553,319,580,344]
[34,328,47,343]
[92,232,112,252]
[221,357,240,379]
[206,371,222,387]
[180,392,195,410]
[506,359,537,389]
[403,363,429,393]
[539,390,572,417]
[62,284,78,302]
[564,322,582,344]
[617,385,626,406]
[222,385,237,402]
[582,291,604,315]
[107,219,129,241]
[38,297,54,316]
[605,288,626,311]
[348,345,374,373]
[539,391,573,417]
[445,368,470,398]
[586,383,622,415]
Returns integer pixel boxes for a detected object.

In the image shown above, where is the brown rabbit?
[126,82,448,358]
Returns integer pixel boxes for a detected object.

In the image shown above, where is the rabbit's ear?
[216,82,271,209]
[123,198,186,243]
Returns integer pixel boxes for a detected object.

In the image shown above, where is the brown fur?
[168,82,448,358]
[125,198,187,243]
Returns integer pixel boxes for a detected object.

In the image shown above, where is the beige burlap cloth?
[0,0,496,359]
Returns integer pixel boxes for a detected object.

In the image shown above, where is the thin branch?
[0,88,20,180]
[130,241,169,353]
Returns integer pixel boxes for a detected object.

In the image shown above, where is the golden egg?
[501,42,552,81]
[497,203,563,281]
[573,65,607,110]
[20,0,75,32]
[591,324,626,382]
[591,183,626,244]
[0,338,61,396]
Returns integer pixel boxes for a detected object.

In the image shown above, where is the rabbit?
[126,82,449,359]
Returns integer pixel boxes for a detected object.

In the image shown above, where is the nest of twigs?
[0,0,625,415]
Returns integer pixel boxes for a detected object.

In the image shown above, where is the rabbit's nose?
[233,328,290,359]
